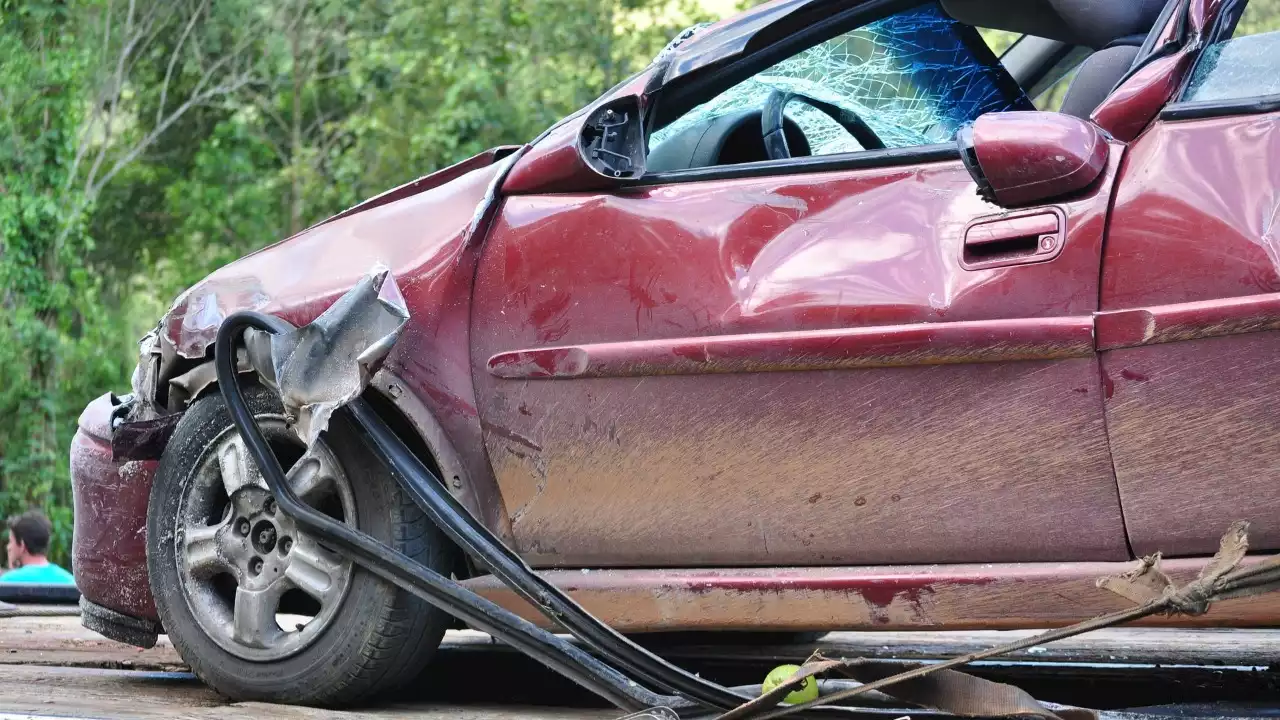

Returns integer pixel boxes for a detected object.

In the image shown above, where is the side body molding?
[487,293,1280,380]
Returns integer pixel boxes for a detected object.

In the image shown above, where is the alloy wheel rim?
[175,418,355,661]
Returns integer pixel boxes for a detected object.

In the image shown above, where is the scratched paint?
[1100,110,1280,557]
[472,146,1127,568]
[461,558,1280,632]
[1102,332,1280,556]
[476,359,1128,568]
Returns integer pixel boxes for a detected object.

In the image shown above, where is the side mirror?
[502,95,646,195]
[957,112,1108,208]
[580,97,646,180]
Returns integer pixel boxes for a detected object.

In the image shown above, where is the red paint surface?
[501,121,602,195]
[1095,292,1280,350]
[163,162,507,526]
[69,0,1279,630]
[1092,51,1195,142]
[1101,333,1280,556]
[1101,102,1280,554]
[320,146,519,227]
[487,316,1095,379]
[472,146,1129,567]
[483,154,1120,345]
[1090,0,1222,142]
[972,112,1109,207]
[71,394,159,621]
[462,557,1280,631]
[1102,115,1280,309]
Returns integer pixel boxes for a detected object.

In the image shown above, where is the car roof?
[661,0,854,84]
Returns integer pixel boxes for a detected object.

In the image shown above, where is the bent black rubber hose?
[219,311,886,720]
[214,311,669,712]
[347,397,754,710]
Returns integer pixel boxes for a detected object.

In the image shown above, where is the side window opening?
[1182,0,1280,104]
[1029,47,1092,112]
[647,1,1030,171]
[980,30,1090,113]
[978,29,1020,55]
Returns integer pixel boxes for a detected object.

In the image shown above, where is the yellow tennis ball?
[761,664,818,704]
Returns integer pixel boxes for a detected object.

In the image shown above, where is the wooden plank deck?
[2,611,1278,719]
[5,612,1280,670]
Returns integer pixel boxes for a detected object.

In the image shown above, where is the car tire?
[147,383,455,706]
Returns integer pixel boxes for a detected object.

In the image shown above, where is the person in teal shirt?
[3,510,75,585]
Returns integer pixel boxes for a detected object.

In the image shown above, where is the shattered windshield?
[651,2,1030,156]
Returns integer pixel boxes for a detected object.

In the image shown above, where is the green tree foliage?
[0,0,135,562]
[0,0,711,566]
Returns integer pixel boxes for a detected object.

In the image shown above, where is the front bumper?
[70,393,160,625]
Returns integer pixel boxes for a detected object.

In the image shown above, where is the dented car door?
[1097,1,1280,558]
[469,2,1131,569]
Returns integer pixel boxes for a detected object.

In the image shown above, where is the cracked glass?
[1183,0,1280,103]
[651,2,1029,157]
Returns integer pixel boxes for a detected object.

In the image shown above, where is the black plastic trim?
[1135,0,1184,59]
[632,143,960,186]
[1161,93,1280,120]
[0,583,80,604]
[80,597,161,649]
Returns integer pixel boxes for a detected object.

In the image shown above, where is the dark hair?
[6,510,52,556]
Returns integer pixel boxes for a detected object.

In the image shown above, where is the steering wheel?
[762,89,885,160]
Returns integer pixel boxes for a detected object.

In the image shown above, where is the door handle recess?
[961,210,1065,270]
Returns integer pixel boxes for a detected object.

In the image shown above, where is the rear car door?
[470,1,1130,568]
[1098,0,1280,557]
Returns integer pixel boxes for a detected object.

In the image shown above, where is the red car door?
[1098,0,1280,557]
[470,1,1130,568]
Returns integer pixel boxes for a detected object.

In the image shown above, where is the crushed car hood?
[160,147,516,360]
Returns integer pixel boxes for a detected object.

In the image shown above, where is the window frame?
[636,0,1027,185]
[1161,0,1280,121]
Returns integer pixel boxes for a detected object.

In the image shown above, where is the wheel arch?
[364,371,514,553]
[155,361,513,565]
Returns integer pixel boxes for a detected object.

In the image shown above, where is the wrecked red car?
[70,0,1280,706]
